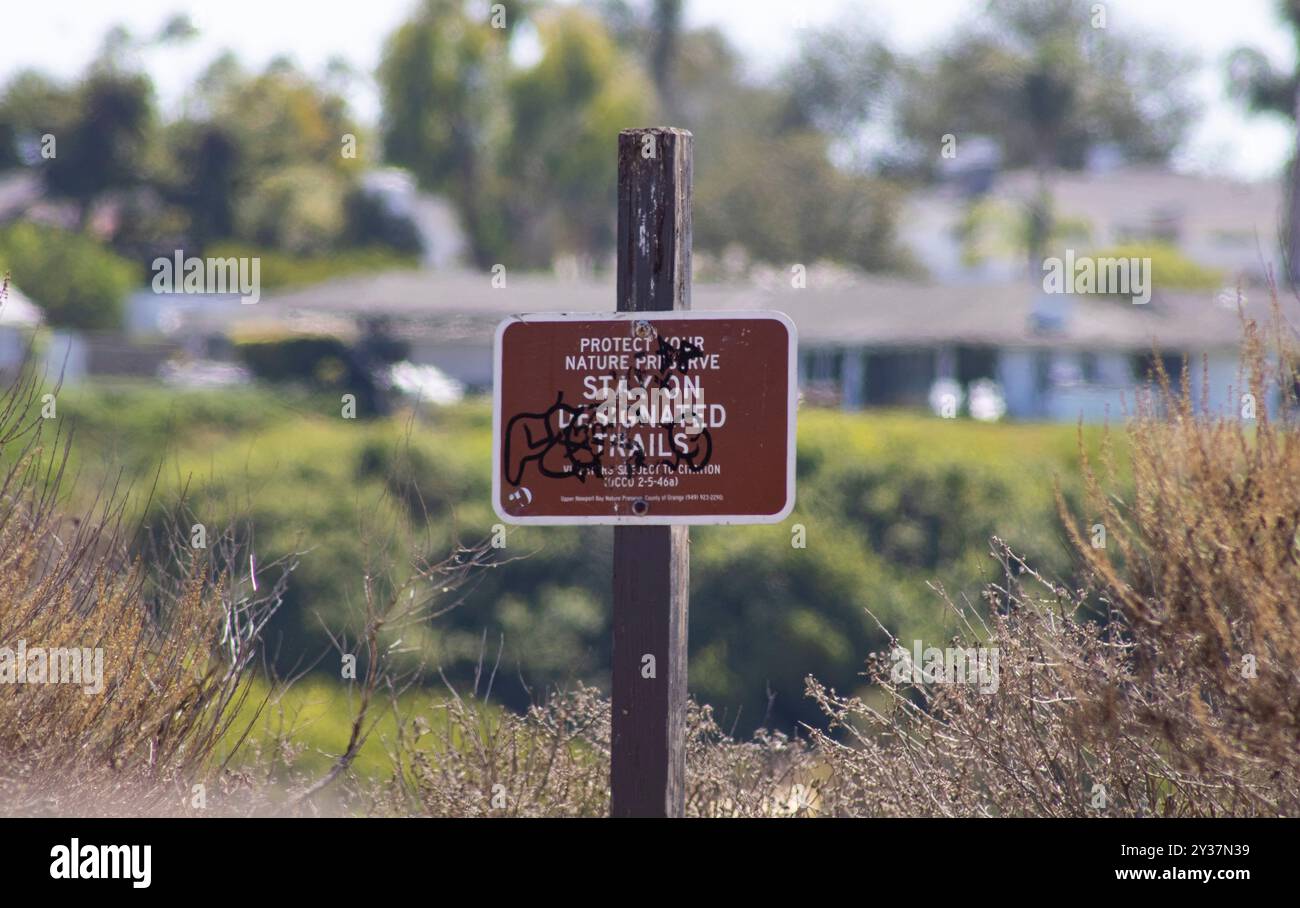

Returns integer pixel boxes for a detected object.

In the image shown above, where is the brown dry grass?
[376,684,813,817]
[0,281,289,815]
[800,291,1300,816]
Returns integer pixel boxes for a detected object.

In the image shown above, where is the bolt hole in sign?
[493,311,797,525]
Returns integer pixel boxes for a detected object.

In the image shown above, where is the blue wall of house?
[799,344,1258,423]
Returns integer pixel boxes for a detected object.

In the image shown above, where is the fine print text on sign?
[492,311,797,525]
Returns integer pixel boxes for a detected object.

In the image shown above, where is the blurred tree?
[164,55,367,255]
[0,71,74,170]
[894,0,1196,175]
[379,1,651,269]
[586,6,912,274]
[695,130,907,272]
[502,7,654,267]
[163,121,241,251]
[1,24,416,262]
[650,0,684,119]
[199,58,359,177]
[378,0,513,267]
[235,163,348,255]
[155,13,199,44]
[669,24,910,272]
[1229,0,1300,283]
[41,67,157,229]
[0,222,137,330]
[778,21,895,155]
[16,22,204,233]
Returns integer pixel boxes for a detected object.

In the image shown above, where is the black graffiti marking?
[624,336,703,389]
[504,329,715,487]
[503,392,605,486]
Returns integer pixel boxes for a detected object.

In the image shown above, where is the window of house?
[956,346,998,384]
[866,350,935,407]
[1132,351,1186,391]
[1034,350,1051,393]
[1080,351,1099,384]
[802,349,844,383]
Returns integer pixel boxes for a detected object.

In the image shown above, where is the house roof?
[260,269,1298,353]
[992,166,1282,242]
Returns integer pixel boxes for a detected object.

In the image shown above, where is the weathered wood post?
[611,126,692,818]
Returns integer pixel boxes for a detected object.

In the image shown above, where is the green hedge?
[0,221,138,330]
[208,243,417,291]
[235,334,356,386]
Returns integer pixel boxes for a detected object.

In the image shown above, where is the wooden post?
[611,127,692,818]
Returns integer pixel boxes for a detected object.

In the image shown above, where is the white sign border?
[491,309,798,526]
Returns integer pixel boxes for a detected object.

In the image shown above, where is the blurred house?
[902,157,1284,286]
[126,289,255,343]
[125,286,356,347]
[248,269,1288,422]
[41,330,183,386]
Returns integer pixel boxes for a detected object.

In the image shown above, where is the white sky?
[6,0,1297,179]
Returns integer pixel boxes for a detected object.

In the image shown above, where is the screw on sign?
[492,311,797,525]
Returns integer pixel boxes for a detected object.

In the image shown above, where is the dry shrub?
[0,332,287,815]
[1065,315,1300,805]
[378,683,816,817]
[804,294,1300,816]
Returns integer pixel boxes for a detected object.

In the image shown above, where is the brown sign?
[492,311,796,524]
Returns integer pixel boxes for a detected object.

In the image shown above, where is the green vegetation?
[0,222,139,329]
[893,0,1196,175]
[958,197,1093,267]
[0,19,415,283]
[208,243,417,291]
[34,382,1118,734]
[234,334,365,390]
[380,1,654,268]
[0,0,1204,282]
[1089,242,1224,291]
[224,676,478,780]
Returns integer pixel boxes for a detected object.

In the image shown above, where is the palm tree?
[650,0,684,119]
